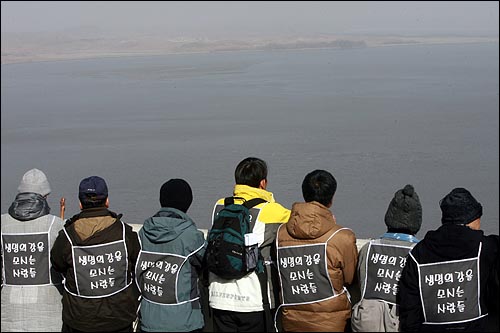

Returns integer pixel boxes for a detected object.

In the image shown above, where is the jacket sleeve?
[485,234,499,331]
[125,227,141,277]
[189,230,207,274]
[349,242,369,305]
[259,202,291,249]
[339,229,358,287]
[398,253,424,331]
[50,229,71,275]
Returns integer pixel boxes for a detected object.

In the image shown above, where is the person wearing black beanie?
[352,184,422,332]
[439,187,483,227]
[136,178,206,332]
[160,178,193,213]
[399,187,499,332]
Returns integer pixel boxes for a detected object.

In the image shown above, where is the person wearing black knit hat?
[352,184,423,332]
[136,178,206,332]
[440,187,483,228]
[399,187,499,332]
[160,178,193,213]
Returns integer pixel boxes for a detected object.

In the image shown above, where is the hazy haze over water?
[1,42,498,238]
[2,1,498,37]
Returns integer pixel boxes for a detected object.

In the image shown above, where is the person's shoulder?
[214,197,225,205]
[47,214,65,230]
[258,201,291,223]
[327,225,357,248]
[184,222,206,238]
[482,233,499,256]
[334,224,356,238]
[266,200,289,210]
[48,214,64,222]
[483,233,499,243]
[125,222,139,233]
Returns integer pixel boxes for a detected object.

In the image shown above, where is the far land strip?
[1,33,498,65]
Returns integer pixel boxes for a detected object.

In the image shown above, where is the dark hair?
[80,194,107,209]
[302,170,337,207]
[234,157,268,188]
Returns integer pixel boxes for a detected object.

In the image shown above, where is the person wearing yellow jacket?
[276,169,358,332]
[208,157,291,332]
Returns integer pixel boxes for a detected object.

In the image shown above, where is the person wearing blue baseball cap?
[50,176,141,332]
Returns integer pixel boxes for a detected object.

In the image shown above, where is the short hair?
[234,157,268,188]
[302,170,337,207]
[80,194,107,209]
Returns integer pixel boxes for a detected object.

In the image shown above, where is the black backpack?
[206,197,266,280]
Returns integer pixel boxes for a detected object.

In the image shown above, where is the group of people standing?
[1,158,498,332]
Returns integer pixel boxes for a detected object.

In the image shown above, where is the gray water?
[1,42,498,238]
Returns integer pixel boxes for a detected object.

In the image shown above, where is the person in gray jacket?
[351,184,422,332]
[136,178,206,332]
[1,168,65,332]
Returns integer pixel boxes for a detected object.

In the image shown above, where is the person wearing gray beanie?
[9,168,54,221]
[17,168,51,196]
[1,169,64,331]
[351,184,422,332]
[384,184,423,235]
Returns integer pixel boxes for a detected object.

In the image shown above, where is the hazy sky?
[1,1,499,38]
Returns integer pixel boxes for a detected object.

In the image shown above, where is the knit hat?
[384,184,422,235]
[440,187,482,225]
[17,168,51,196]
[160,179,193,213]
[78,176,108,201]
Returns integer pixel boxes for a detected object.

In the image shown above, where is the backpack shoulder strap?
[243,197,267,209]
[223,197,235,206]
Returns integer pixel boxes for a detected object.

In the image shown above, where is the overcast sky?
[1,1,499,38]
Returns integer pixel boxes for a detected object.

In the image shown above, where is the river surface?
[2,42,498,238]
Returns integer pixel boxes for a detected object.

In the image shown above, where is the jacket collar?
[233,184,276,203]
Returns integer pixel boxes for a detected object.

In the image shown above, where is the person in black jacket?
[51,176,141,332]
[398,187,499,332]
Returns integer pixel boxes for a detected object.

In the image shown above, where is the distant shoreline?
[2,37,498,66]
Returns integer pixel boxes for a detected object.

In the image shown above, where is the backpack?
[206,197,266,280]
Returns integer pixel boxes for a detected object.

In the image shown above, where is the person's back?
[351,184,422,332]
[136,178,206,332]
[276,169,358,332]
[399,187,499,332]
[50,176,141,332]
[207,157,290,332]
[1,168,64,332]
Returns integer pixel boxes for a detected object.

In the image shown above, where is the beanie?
[440,187,482,225]
[384,184,422,235]
[17,168,51,196]
[160,179,193,213]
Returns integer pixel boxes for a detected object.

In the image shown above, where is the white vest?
[2,216,59,286]
[411,242,486,325]
[360,240,414,304]
[63,221,131,298]
[135,243,204,306]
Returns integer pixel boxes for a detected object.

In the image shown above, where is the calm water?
[1,43,498,238]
